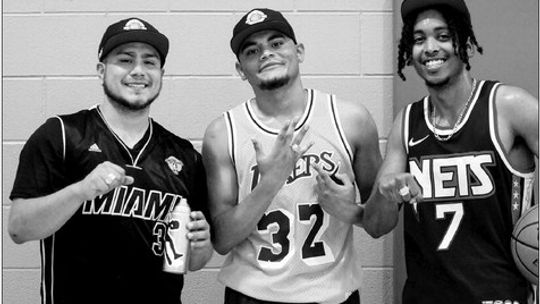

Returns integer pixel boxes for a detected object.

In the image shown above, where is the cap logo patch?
[123,19,147,31]
[166,156,183,175]
[245,10,267,25]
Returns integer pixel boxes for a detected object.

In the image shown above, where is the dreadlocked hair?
[397,5,483,81]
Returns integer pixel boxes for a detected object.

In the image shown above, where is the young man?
[8,18,213,304]
[202,8,382,304]
[362,0,538,303]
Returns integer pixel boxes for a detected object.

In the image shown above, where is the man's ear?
[96,62,105,81]
[296,43,305,63]
[465,38,475,59]
[235,61,247,81]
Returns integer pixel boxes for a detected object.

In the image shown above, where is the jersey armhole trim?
[53,116,66,162]
[224,111,236,167]
[488,83,535,178]
[329,95,353,162]
[402,104,412,155]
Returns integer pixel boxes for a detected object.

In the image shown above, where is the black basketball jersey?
[401,80,535,304]
[10,106,208,304]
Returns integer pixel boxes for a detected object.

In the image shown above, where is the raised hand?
[252,119,313,187]
[76,161,134,201]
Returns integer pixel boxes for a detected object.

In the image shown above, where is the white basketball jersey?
[218,89,362,303]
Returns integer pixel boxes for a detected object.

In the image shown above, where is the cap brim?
[100,30,169,64]
[230,21,294,55]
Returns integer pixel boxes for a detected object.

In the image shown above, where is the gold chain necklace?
[431,78,477,142]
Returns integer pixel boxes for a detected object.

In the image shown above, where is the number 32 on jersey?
[257,203,335,267]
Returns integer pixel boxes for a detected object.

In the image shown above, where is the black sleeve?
[10,117,65,200]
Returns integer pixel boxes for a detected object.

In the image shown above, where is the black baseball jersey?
[10,106,208,304]
[401,80,535,304]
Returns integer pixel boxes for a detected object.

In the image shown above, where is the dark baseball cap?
[230,8,297,56]
[401,0,470,22]
[98,18,169,66]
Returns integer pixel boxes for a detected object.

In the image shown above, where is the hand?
[76,161,134,201]
[311,162,357,222]
[186,211,211,253]
[377,173,423,205]
[252,119,313,186]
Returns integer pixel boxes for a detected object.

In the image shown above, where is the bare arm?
[362,110,422,238]
[9,161,133,244]
[312,101,382,225]
[202,117,310,255]
[495,85,538,164]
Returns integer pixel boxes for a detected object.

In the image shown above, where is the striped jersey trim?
[244,89,314,135]
[53,116,66,162]
[41,236,55,304]
[224,111,236,167]
[95,106,153,168]
[423,80,484,136]
[510,174,535,225]
[329,94,353,162]
[403,104,412,155]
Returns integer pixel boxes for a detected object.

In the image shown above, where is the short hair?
[397,5,483,81]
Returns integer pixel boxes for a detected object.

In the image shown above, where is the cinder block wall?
[2,1,396,303]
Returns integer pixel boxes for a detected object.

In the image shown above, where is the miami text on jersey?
[409,151,496,201]
[82,186,182,221]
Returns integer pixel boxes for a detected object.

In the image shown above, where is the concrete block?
[3,78,46,140]
[361,268,394,304]
[44,78,103,117]
[302,76,394,136]
[182,269,224,304]
[361,13,394,74]
[293,14,361,75]
[2,269,41,304]
[4,15,104,76]
[156,14,235,76]
[170,1,293,11]
[2,144,23,205]
[44,0,170,12]
[3,0,43,12]
[295,0,393,11]
[355,228,394,267]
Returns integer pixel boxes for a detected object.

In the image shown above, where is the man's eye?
[119,58,132,63]
[271,40,284,48]
[438,34,451,41]
[245,48,259,56]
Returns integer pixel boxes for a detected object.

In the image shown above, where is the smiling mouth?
[125,83,148,89]
[259,63,282,72]
[424,59,446,69]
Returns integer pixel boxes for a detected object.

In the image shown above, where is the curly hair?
[397,5,483,81]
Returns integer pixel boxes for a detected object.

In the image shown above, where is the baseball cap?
[230,8,297,56]
[98,18,169,66]
[401,0,470,22]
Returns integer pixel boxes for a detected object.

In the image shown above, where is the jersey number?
[152,222,167,255]
[256,203,334,266]
[435,203,464,250]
